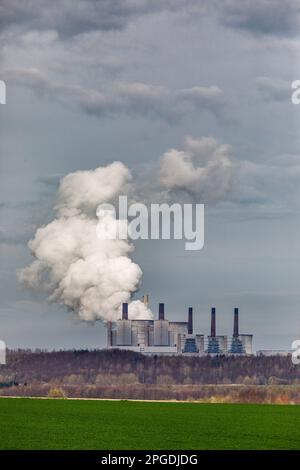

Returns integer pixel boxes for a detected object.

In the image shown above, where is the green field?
[0,398,300,449]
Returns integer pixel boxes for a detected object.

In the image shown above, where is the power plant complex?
[107,297,253,356]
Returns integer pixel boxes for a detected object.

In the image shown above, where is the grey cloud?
[113,82,176,122]
[3,68,225,122]
[233,154,300,208]
[1,0,299,41]
[3,68,174,121]
[256,76,291,103]
[177,86,225,114]
[0,0,200,38]
[217,0,300,37]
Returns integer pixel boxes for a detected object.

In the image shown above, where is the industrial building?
[228,307,253,355]
[257,350,292,357]
[206,307,227,354]
[106,298,253,356]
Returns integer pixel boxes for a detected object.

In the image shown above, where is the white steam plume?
[18,136,234,323]
[158,136,233,203]
[18,162,152,322]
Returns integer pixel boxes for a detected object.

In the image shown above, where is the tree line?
[0,349,299,402]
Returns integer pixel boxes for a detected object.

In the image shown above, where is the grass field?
[0,398,300,449]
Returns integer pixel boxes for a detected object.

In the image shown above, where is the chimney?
[234,307,239,337]
[142,294,149,307]
[158,303,165,320]
[122,302,128,320]
[188,307,193,334]
[211,307,216,337]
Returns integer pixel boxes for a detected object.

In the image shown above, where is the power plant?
[107,298,253,355]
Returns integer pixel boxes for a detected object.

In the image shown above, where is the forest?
[0,349,299,403]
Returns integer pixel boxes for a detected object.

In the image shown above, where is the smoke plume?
[158,136,233,203]
[18,162,152,322]
[18,136,234,323]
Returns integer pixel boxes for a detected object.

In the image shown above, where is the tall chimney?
[211,307,216,337]
[122,302,128,320]
[188,307,193,334]
[234,307,239,337]
[158,303,165,320]
[142,294,149,307]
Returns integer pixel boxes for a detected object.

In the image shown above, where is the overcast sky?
[1,0,300,351]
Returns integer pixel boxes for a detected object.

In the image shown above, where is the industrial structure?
[106,298,253,356]
[257,350,292,356]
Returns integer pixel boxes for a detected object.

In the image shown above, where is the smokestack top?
[211,307,216,337]
[122,302,128,320]
[158,303,165,320]
[188,307,193,334]
[234,307,239,337]
[142,294,149,307]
